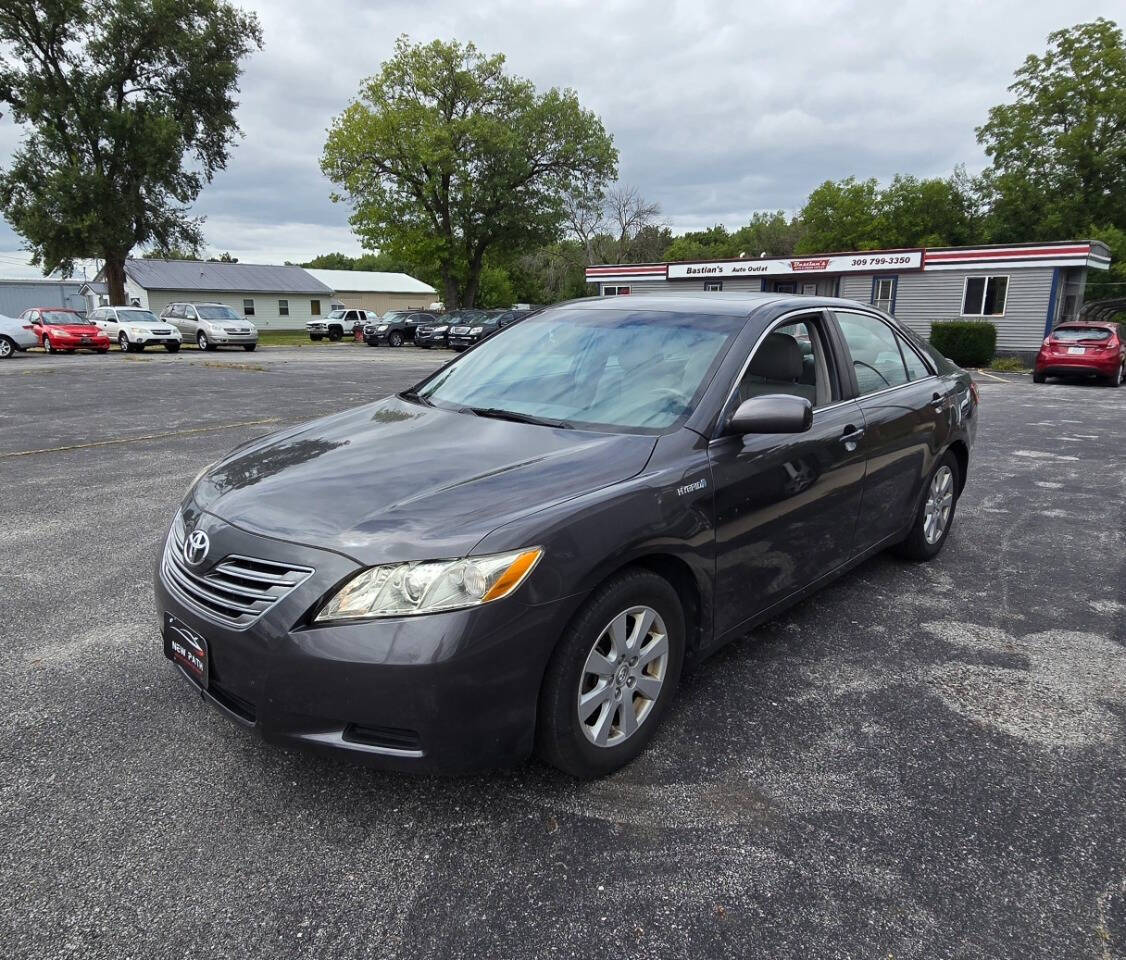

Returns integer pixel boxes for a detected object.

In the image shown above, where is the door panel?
[709,400,867,636]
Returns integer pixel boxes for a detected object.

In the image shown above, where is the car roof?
[28,306,79,312]
[561,291,889,316]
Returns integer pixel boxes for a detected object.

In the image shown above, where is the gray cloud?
[0,0,1120,269]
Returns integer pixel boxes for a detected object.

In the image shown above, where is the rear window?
[1053,327,1111,342]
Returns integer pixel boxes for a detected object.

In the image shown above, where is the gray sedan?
[0,313,41,358]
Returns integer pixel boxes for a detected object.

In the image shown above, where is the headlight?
[187,459,219,492]
[315,547,543,622]
[469,326,483,335]
[434,325,448,333]
[376,325,388,332]
[131,326,146,335]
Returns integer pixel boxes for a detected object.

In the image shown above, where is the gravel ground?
[1,350,1124,959]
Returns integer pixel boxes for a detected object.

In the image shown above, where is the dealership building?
[586,240,1111,357]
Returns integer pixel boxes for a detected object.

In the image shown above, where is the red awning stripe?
[925,245,1090,262]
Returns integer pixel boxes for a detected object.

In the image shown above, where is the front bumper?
[448,334,479,350]
[154,511,575,772]
[206,333,258,345]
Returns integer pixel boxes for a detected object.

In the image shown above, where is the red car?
[21,307,111,354]
[1034,322,1125,387]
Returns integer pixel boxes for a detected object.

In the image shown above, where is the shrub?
[990,355,1028,373]
[929,320,997,367]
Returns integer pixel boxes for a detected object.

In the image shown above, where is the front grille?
[450,326,470,335]
[162,516,314,629]
[417,326,434,336]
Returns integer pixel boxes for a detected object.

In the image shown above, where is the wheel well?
[624,554,704,660]
[948,439,969,494]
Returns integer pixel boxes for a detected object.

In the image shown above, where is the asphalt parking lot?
[2,348,1124,959]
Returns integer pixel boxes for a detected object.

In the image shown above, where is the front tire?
[197,331,216,351]
[118,333,131,353]
[894,451,960,561]
[328,326,342,342]
[310,334,323,342]
[536,569,685,778]
[43,335,55,354]
[243,343,257,352]
[388,331,403,347]
[165,342,180,353]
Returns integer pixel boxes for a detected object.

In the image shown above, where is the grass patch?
[989,356,1031,373]
[256,330,363,347]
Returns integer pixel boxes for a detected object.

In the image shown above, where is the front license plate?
[1067,346,1086,355]
[164,613,209,690]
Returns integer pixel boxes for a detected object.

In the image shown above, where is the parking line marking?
[0,418,282,459]
[974,369,1009,382]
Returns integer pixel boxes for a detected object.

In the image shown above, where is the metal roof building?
[103,259,335,329]
[304,268,438,314]
[0,277,87,317]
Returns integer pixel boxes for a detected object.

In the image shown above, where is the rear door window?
[835,311,910,396]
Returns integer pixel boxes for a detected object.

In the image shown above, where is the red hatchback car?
[1034,322,1125,387]
[21,307,111,354]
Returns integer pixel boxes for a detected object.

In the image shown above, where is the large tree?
[323,37,617,309]
[977,18,1126,241]
[0,0,262,303]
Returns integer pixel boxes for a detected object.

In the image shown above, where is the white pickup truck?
[306,308,375,342]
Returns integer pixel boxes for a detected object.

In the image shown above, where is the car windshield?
[41,311,90,325]
[415,306,745,432]
[326,310,347,319]
[197,306,240,321]
[118,310,159,323]
[1053,327,1112,342]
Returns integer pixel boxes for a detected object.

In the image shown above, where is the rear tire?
[1032,370,1046,384]
[536,569,685,779]
[1107,362,1124,388]
[893,451,960,562]
[0,336,14,359]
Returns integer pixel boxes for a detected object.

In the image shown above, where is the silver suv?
[161,302,259,351]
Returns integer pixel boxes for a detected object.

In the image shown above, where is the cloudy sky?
[0,0,1120,275]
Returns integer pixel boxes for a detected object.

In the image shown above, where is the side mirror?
[726,394,813,435]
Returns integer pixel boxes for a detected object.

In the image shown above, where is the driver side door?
[708,311,869,637]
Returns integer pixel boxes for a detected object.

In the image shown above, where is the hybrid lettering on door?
[667,250,923,280]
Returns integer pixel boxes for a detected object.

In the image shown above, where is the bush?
[929,320,996,367]
[990,355,1028,373]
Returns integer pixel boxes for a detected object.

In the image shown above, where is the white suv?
[306,308,374,342]
[90,306,183,353]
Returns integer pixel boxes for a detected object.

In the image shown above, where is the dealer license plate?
[1067,347,1086,355]
[164,613,209,689]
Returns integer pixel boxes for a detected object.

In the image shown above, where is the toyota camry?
[156,294,977,778]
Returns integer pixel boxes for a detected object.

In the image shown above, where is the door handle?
[931,392,945,410]
[840,425,865,446]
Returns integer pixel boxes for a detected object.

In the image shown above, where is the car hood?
[47,324,104,335]
[193,397,657,565]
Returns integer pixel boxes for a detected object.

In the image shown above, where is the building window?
[872,276,896,313]
[704,280,723,292]
[243,298,255,316]
[311,299,321,316]
[801,283,817,296]
[603,286,631,296]
[278,299,289,317]
[962,276,1007,316]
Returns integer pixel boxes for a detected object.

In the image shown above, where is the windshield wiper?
[399,389,433,407]
[464,406,572,429]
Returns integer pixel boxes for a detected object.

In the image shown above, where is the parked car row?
[357,307,533,351]
[0,302,261,358]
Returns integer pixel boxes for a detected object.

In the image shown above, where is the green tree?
[730,211,805,258]
[0,0,262,304]
[977,18,1126,241]
[302,251,416,273]
[876,169,983,248]
[795,177,883,253]
[322,37,617,308]
[662,224,735,262]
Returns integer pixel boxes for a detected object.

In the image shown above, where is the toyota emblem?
[183,529,210,567]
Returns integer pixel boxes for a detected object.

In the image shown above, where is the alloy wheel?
[118,333,129,352]
[923,465,955,545]
[578,605,669,748]
[197,332,208,350]
[43,336,53,353]
[0,337,12,358]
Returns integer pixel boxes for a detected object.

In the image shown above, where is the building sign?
[666,250,922,280]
